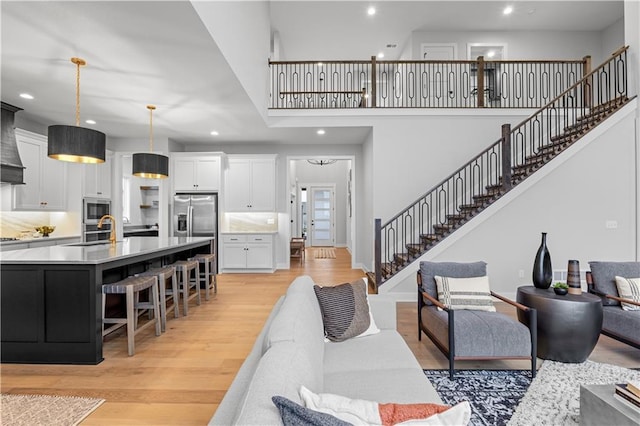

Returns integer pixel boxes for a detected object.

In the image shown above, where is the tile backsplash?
[223,212,278,232]
[0,211,80,238]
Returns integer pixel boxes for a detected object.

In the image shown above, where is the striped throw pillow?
[615,276,640,311]
[313,280,371,342]
[434,275,496,312]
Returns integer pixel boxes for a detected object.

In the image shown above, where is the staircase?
[371,46,631,292]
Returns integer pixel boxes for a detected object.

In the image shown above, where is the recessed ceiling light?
[85,119,96,125]
[317,62,323,67]
[503,6,513,15]
[210,130,219,136]
[377,52,384,59]
[367,6,376,16]
[19,93,34,100]
[317,129,325,135]
[487,51,496,58]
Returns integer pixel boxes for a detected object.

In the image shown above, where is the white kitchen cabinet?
[225,156,276,211]
[83,150,113,198]
[173,156,220,191]
[221,234,275,272]
[13,130,67,211]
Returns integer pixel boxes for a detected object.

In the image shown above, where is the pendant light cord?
[147,105,156,153]
[71,57,86,127]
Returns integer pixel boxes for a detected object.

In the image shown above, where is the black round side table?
[516,286,603,363]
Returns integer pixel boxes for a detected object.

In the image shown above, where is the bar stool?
[102,275,161,356]
[136,266,179,332]
[189,253,217,300]
[171,259,200,315]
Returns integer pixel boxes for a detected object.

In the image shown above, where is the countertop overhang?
[0,236,214,265]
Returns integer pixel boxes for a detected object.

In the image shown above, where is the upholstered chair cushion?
[419,261,487,306]
[589,262,640,306]
[420,306,531,357]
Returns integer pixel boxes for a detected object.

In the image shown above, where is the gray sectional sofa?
[210,275,441,425]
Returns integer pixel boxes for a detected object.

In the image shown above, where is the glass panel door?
[310,187,334,246]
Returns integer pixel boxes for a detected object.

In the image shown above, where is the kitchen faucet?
[98,215,117,245]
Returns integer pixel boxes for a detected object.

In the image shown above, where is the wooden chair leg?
[181,269,189,316]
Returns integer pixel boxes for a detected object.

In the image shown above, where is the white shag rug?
[508,360,640,426]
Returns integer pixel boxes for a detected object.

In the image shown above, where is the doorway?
[287,157,355,267]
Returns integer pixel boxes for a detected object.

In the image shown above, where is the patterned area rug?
[314,248,336,259]
[425,361,640,426]
[0,394,105,426]
[424,369,531,426]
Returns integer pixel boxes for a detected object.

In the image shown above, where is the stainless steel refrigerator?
[173,193,218,238]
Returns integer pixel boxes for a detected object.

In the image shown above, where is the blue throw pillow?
[272,396,353,426]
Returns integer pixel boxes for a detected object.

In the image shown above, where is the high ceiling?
[0,1,624,147]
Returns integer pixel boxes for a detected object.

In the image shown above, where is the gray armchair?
[587,261,640,349]
[417,261,537,379]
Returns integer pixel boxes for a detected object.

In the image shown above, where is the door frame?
[286,155,357,269]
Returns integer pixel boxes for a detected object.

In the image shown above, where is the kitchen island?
[0,236,214,364]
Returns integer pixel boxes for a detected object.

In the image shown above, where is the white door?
[420,44,457,106]
[309,187,334,247]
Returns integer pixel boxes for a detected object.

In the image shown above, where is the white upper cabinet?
[225,156,276,212]
[173,155,220,191]
[13,130,67,211]
[83,150,113,199]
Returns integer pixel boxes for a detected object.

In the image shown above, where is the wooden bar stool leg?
[151,278,161,336]
[126,285,136,357]
[203,261,210,301]
[193,266,201,306]
[157,275,167,332]
[170,268,180,318]
[181,268,190,316]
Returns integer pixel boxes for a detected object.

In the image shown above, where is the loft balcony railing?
[373,46,629,289]
[269,56,590,109]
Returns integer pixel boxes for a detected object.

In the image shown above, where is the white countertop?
[0,236,214,265]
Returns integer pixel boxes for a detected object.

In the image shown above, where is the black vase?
[533,232,552,289]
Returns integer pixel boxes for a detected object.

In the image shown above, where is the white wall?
[191,1,271,121]
[358,130,374,271]
[602,18,625,60]
[411,30,604,62]
[370,112,531,223]
[383,105,638,299]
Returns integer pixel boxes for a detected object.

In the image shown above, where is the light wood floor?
[1,248,638,425]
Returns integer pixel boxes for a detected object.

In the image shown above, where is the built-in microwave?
[83,197,111,223]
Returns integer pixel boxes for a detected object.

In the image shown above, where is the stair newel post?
[476,56,485,108]
[371,56,377,108]
[374,218,382,290]
[582,55,592,109]
[501,123,512,191]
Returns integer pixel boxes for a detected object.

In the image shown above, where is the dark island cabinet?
[0,237,214,364]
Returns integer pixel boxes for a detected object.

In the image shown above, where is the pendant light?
[48,57,106,163]
[132,105,169,179]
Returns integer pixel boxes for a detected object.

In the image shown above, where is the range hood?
[1,102,25,185]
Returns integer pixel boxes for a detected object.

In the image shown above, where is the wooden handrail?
[511,46,630,134]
